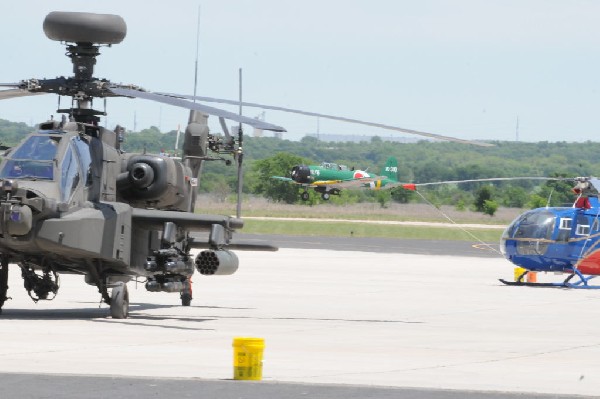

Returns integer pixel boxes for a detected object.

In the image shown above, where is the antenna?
[236,68,244,219]
[174,124,181,156]
[193,5,201,102]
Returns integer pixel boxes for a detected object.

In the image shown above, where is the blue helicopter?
[403,177,600,289]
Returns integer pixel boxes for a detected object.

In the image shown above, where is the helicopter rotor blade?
[218,117,232,141]
[155,92,493,147]
[400,176,565,191]
[588,178,600,192]
[108,86,286,132]
[0,88,47,100]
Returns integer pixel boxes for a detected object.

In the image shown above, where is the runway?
[0,237,597,398]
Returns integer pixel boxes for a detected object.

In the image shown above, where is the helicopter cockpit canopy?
[0,135,61,180]
[501,209,558,257]
[502,209,556,241]
[0,132,91,203]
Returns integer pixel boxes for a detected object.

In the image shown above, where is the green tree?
[251,152,311,203]
[375,190,392,208]
[483,199,498,216]
[527,194,547,209]
[474,186,494,212]
[390,187,415,203]
[501,186,529,208]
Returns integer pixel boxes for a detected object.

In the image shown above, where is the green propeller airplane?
[273,157,401,200]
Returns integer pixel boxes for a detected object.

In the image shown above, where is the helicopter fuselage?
[501,197,600,275]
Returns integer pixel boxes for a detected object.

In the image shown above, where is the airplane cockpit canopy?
[321,162,348,171]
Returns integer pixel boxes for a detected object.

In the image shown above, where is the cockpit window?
[10,135,59,161]
[0,135,61,180]
[71,136,92,187]
[575,215,590,236]
[60,144,80,202]
[505,210,555,240]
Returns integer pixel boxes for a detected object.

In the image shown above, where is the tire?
[322,192,330,200]
[301,192,310,201]
[181,292,192,306]
[110,282,129,319]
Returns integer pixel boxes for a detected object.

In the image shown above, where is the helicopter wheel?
[110,282,129,319]
[181,292,192,306]
[300,191,310,201]
[180,277,192,306]
[321,192,330,201]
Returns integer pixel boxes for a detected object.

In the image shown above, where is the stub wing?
[131,209,243,231]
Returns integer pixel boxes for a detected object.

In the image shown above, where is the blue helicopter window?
[559,218,572,230]
[0,135,60,180]
[575,215,590,236]
[60,144,80,202]
[508,210,555,240]
[592,218,600,232]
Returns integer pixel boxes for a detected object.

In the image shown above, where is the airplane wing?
[271,176,322,189]
[271,176,293,182]
[311,180,344,186]
[334,177,383,188]
[132,209,243,231]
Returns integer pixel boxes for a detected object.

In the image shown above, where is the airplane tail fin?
[380,157,398,182]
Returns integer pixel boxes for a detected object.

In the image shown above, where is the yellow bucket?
[514,267,527,282]
[232,337,265,380]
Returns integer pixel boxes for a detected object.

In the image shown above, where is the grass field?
[196,195,514,242]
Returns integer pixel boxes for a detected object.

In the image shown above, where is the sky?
[1,0,599,143]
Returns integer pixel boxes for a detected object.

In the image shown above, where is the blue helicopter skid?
[499,273,600,289]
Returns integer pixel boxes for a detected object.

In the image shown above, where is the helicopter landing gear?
[180,278,192,306]
[0,256,9,315]
[300,191,310,201]
[110,282,129,319]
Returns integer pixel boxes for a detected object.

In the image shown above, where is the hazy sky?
[1,0,599,142]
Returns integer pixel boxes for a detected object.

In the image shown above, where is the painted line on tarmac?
[244,216,506,230]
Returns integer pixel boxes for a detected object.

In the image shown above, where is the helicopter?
[272,157,400,201]
[0,11,288,319]
[0,11,490,318]
[402,176,600,289]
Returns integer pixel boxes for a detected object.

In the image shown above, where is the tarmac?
[0,245,599,397]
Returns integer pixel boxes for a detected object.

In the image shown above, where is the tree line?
[0,118,596,214]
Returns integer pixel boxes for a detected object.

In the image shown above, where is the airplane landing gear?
[110,282,129,319]
[301,191,310,201]
[321,192,330,200]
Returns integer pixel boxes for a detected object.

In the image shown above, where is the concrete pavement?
[0,248,598,397]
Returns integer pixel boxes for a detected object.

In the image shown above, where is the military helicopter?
[402,176,600,288]
[0,11,491,319]
[0,11,289,318]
